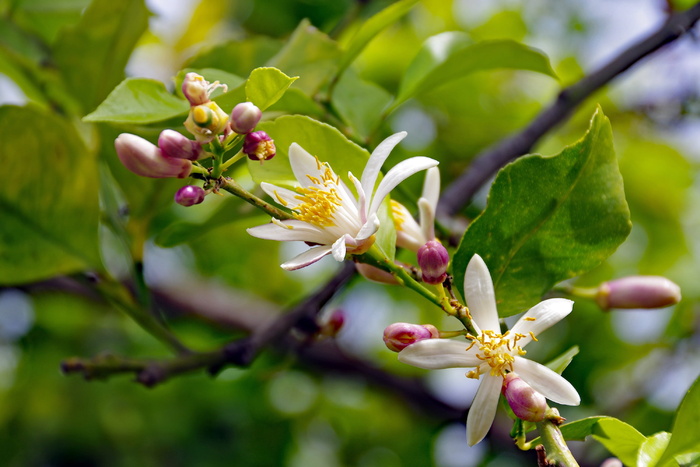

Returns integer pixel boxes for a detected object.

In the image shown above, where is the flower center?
[465,330,527,379]
[293,165,342,228]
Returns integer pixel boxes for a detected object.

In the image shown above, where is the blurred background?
[1,0,699,465]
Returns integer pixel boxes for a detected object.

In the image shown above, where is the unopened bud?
[115,133,191,178]
[174,185,206,206]
[181,72,226,106]
[158,129,204,161]
[184,102,230,143]
[417,240,449,284]
[596,276,681,311]
[502,372,547,422]
[243,131,276,161]
[319,309,345,337]
[355,262,400,285]
[383,322,439,352]
[230,102,262,134]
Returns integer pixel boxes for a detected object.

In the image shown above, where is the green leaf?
[331,68,393,141]
[592,418,647,466]
[545,346,579,375]
[393,33,557,111]
[454,107,631,317]
[53,0,149,113]
[83,78,189,124]
[336,0,420,78]
[0,106,101,284]
[265,19,341,94]
[184,36,283,77]
[245,67,298,111]
[637,432,671,467]
[252,115,396,259]
[7,0,91,44]
[656,375,700,467]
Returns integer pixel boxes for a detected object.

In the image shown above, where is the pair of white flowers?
[247,132,579,446]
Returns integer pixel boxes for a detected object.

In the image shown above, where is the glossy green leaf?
[83,78,189,124]
[268,88,325,118]
[454,108,631,317]
[529,416,629,446]
[331,68,393,141]
[545,346,579,375]
[592,418,647,466]
[251,115,396,259]
[656,375,700,467]
[0,106,101,284]
[53,0,149,113]
[392,33,557,111]
[245,67,298,111]
[336,0,420,78]
[265,19,340,94]
[638,432,671,467]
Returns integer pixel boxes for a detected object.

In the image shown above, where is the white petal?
[514,357,580,406]
[360,131,407,199]
[348,172,366,219]
[510,298,574,347]
[246,220,333,244]
[356,213,380,242]
[289,143,326,188]
[466,374,501,446]
[331,235,348,262]
[417,197,435,242]
[398,339,481,369]
[421,166,441,211]
[368,156,439,217]
[281,245,333,270]
[464,254,500,332]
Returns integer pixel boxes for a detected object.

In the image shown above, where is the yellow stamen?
[292,163,342,228]
[529,331,538,342]
[524,317,536,321]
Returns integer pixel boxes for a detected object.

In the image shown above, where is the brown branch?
[437,2,700,219]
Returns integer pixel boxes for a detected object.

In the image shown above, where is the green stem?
[537,409,580,467]
[189,164,209,175]
[220,178,292,219]
[219,150,245,174]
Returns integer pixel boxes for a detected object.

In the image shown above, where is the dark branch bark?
[437,3,700,219]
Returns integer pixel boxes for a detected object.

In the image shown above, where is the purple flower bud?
[174,185,206,206]
[417,240,449,285]
[115,133,191,178]
[182,72,210,106]
[243,131,276,161]
[502,372,547,422]
[230,102,262,134]
[596,276,682,311]
[383,322,439,352]
[319,309,345,337]
[158,129,204,161]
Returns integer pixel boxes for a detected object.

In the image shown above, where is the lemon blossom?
[392,166,440,251]
[398,254,580,445]
[247,132,439,270]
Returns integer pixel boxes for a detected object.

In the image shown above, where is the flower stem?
[220,150,245,173]
[220,178,292,220]
[537,409,580,467]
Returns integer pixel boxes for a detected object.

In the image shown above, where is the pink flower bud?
[355,262,400,284]
[174,185,206,206]
[417,240,449,285]
[158,130,204,161]
[115,133,191,178]
[502,372,547,422]
[243,131,276,161]
[182,72,210,106]
[230,102,262,134]
[596,276,681,311]
[319,309,345,337]
[184,102,230,143]
[383,322,439,352]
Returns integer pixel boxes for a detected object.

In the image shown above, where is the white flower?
[398,254,580,446]
[392,166,440,251]
[247,132,439,270]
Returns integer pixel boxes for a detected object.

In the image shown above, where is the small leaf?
[637,432,671,467]
[83,78,189,124]
[545,346,579,375]
[592,418,647,466]
[245,67,298,111]
[0,106,101,284]
[454,107,631,317]
[393,33,557,111]
[336,0,420,78]
[53,0,149,113]
[265,19,340,94]
[656,374,700,467]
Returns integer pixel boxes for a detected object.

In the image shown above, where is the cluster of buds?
[595,276,681,311]
[383,322,439,352]
[115,130,203,179]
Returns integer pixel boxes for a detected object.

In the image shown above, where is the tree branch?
[437,3,700,219]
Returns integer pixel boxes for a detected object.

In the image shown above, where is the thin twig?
[437,3,700,219]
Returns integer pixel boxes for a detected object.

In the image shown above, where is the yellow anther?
[529,331,538,342]
[274,191,289,207]
[524,317,537,321]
